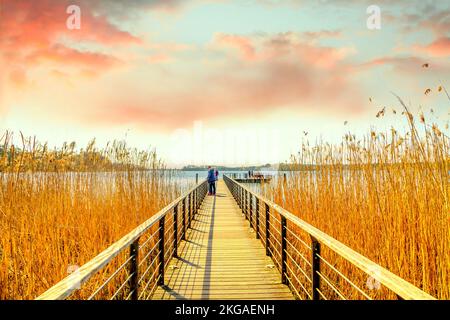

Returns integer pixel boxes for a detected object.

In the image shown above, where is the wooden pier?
[152,180,292,300]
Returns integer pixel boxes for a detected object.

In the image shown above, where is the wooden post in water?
[196,173,198,184]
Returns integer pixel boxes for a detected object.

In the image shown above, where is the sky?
[0,0,449,167]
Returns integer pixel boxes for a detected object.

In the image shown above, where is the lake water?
[0,169,285,199]
[175,170,284,198]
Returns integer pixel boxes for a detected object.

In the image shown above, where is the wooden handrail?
[36,180,207,300]
[223,175,435,300]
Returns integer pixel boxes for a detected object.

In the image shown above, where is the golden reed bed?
[263,104,449,299]
[0,135,182,299]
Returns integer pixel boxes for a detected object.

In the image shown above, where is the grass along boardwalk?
[152,180,293,300]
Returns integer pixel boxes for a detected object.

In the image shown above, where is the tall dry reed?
[0,132,181,299]
[267,103,449,299]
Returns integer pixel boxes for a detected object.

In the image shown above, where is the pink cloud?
[362,56,426,70]
[0,0,141,89]
[365,54,450,69]
[416,37,450,57]
[26,44,123,68]
[1,1,141,49]
[85,32,365,129]
[213,32,354,67]
[214,34,257,61]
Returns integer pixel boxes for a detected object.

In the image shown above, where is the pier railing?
[36,180,208,300]
[223,175,435,300]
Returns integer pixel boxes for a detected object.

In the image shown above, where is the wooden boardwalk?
[152,180,293,300]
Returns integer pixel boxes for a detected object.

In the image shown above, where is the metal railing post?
[265,203,271,257]
[188,193,191,228]
[244,190,248,220]
[311,237,321,300]
[182,198,186,240]
[249,194,253,228]
[238,186,241,208]
[194,189,197,214]
[197,189,199,212]
[173,205,178,258]
[192,190,195,216]
[256,198,260,239]
[281,216,287,285]
[191,191,194,221]
[203,182,206,200]
[158,217,165,285]
[239,188,242,209]
[129,239,139,300]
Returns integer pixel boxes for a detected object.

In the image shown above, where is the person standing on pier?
[207,166,216,196]
[214,169,219,194]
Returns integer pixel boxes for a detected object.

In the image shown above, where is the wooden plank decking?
[152,180,293,300]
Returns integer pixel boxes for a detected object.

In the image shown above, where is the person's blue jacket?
[207,169,215,182]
